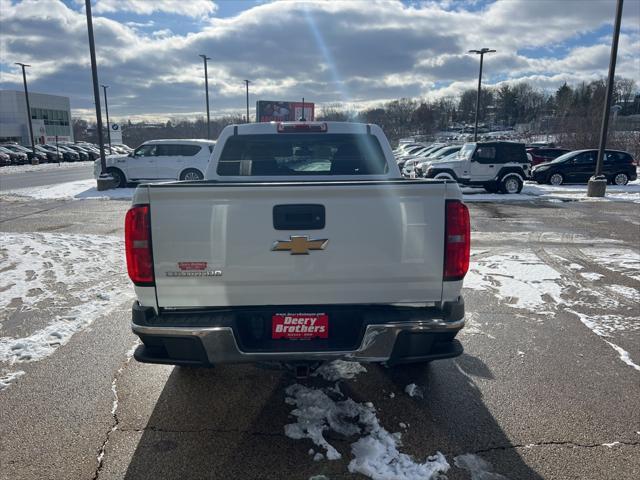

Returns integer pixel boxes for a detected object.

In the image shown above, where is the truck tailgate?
[147,181,447,307]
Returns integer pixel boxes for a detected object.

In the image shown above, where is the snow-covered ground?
[0,161,93,176]
[0,232,132,388]
[463,181,640,203]
[3,178,639,203]
[467,246,640,371]
[1,179,135,200]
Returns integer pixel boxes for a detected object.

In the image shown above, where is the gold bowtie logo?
[272,236,329,255]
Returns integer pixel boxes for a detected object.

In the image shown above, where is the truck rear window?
[217,134,388,176]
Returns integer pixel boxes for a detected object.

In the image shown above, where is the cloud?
[93,0,218,18]
[0,0,638,121]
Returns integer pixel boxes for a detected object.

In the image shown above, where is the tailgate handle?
[273,204,325,230]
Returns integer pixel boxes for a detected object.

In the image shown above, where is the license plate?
[272,313,329,340]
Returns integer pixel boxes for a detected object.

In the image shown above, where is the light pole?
[199,54,212,139]
[101,84,112,154]
[244,80,251,123]
[588,0,624,197]
[468,48,495,141]
[14,62,37,163]
[84,0,110,189]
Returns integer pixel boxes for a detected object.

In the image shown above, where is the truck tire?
[180,169,204,181]
[106,168,126,188]
[499,174,523,194]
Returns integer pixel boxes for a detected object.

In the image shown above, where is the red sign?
[178,262,208,271]
[272,313,328,339]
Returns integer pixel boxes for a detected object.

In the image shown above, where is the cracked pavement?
[1,189,639,479]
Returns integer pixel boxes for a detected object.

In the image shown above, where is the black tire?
[613,173,629,185]
[106,168,126,188]
[483,183,499,193]
[548,173,564,186]
[499,174,523,194]
[180,168,204,181]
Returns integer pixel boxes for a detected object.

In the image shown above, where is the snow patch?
[2,179,135,200]
[464,251,563,312]
[569,310,640,372]
[0,370,25,391]
[0,161,93,176]
[313,360,367,381]
[581,248,640,282]
[284,383,449,480]
[579,272,604,281]
[454,453,509,479]
[0,232,132,364]
[404,383,423,398]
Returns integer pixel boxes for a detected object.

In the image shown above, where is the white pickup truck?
[126,121,470,369]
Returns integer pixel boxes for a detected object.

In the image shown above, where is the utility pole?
[199,54,212,139]
[244,80,251,123]
[101,84,112,154]
[468,48,495,141]
[84,0,110,189]
[588,0,624,197]
[14,62,37,163]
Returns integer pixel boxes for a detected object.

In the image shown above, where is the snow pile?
[404,383,423,398]
[284,383,449,480]
[454,453,508,480]
[0,232,132,364]
[313,360,367,381]
[2,179,135,200]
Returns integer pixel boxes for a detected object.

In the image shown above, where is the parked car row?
[0,142,132,167]
[394,141,636,192]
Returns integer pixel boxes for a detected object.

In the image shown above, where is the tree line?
[73,76,639,157]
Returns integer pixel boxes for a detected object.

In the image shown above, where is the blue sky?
[1,0,638,121]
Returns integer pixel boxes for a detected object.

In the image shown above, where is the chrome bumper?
[132,317,464,364]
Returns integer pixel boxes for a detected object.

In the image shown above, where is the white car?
[94,139,216,187]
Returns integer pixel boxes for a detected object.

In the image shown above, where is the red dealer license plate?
[272,313,329,340]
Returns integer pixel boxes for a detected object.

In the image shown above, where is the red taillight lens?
[125,205,154,285]
[444,200,470,281]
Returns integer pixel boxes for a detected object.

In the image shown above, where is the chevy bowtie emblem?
[272,236,329,255]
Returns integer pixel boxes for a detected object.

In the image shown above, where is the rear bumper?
[131,299,465,366]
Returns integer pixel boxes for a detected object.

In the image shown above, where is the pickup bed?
[126,121,470,367]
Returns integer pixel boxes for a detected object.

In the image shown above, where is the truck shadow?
[122,355,542,479]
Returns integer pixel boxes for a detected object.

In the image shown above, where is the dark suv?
[531,149,636,185]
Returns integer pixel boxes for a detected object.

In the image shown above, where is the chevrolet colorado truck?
[126,121,470,368]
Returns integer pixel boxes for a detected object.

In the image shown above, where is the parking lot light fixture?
[101,84,112,154]
[468,48,496,142]
[199,54,212,139]
[588,0,624,198]
[14,62,37,164]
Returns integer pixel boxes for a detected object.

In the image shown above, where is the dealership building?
[0,90,73,145]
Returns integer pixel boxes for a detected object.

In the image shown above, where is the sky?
[0,0,638,122]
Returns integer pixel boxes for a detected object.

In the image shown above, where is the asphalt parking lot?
[1,181,639,480]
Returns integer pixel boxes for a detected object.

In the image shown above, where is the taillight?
[125,205,154,285]
[444,200,470,281]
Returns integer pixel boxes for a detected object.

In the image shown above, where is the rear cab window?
[216,133,388,176]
